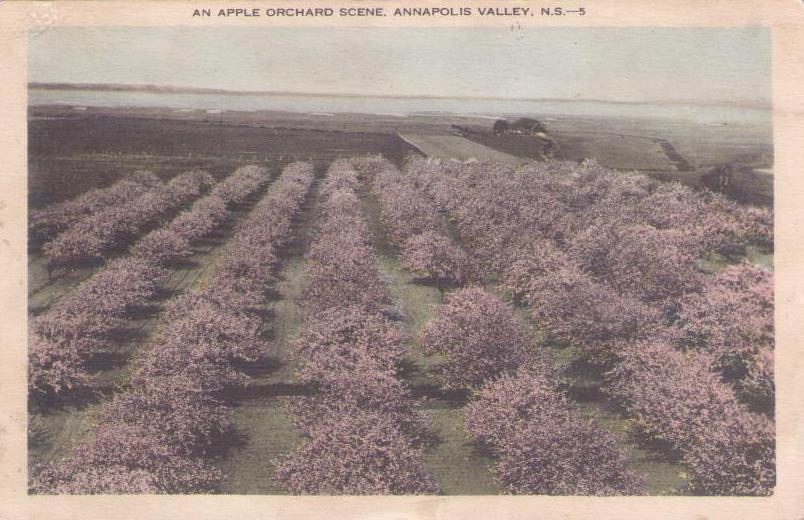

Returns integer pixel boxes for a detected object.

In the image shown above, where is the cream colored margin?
[0,1,802,518]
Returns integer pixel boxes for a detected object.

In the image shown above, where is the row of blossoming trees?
[41,170,216,270]
[29,166,271,396]
[274,159,440,494]
[361,156,644,494]
[29,170,163,245]
[360,156,476,287]
[31,162,314,494]
[405,156,774,495]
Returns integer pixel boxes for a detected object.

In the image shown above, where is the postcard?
[1,1,802,518]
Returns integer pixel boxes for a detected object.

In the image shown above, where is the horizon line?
[27,81,773,111]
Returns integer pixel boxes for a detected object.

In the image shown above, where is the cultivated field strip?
[273,159,439,494]
[29,166,273,399]
[29,170,163,245]
[30,162,315,494]
[407,156,775,495]
[398,133,527,166]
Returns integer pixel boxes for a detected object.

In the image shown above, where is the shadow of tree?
[224,382,319,401]
[85,350,131,374]
[409,383,470,408]
[30,385,111,415]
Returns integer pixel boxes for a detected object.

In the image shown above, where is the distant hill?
[28,82,240,95]
[26,82,772,111]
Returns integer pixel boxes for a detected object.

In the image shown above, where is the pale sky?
[29,26,770,105]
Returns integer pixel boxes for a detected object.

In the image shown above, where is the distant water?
[29,88,771,127]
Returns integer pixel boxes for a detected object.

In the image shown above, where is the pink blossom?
[674,262,774,406]
[466,368,645,495]
[30,171,160,244]
[420,287,546,388]
[275,411,439,495]
[606,341,775,495]
[43,170,212,265]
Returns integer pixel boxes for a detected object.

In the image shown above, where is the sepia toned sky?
[28,26,770,106]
